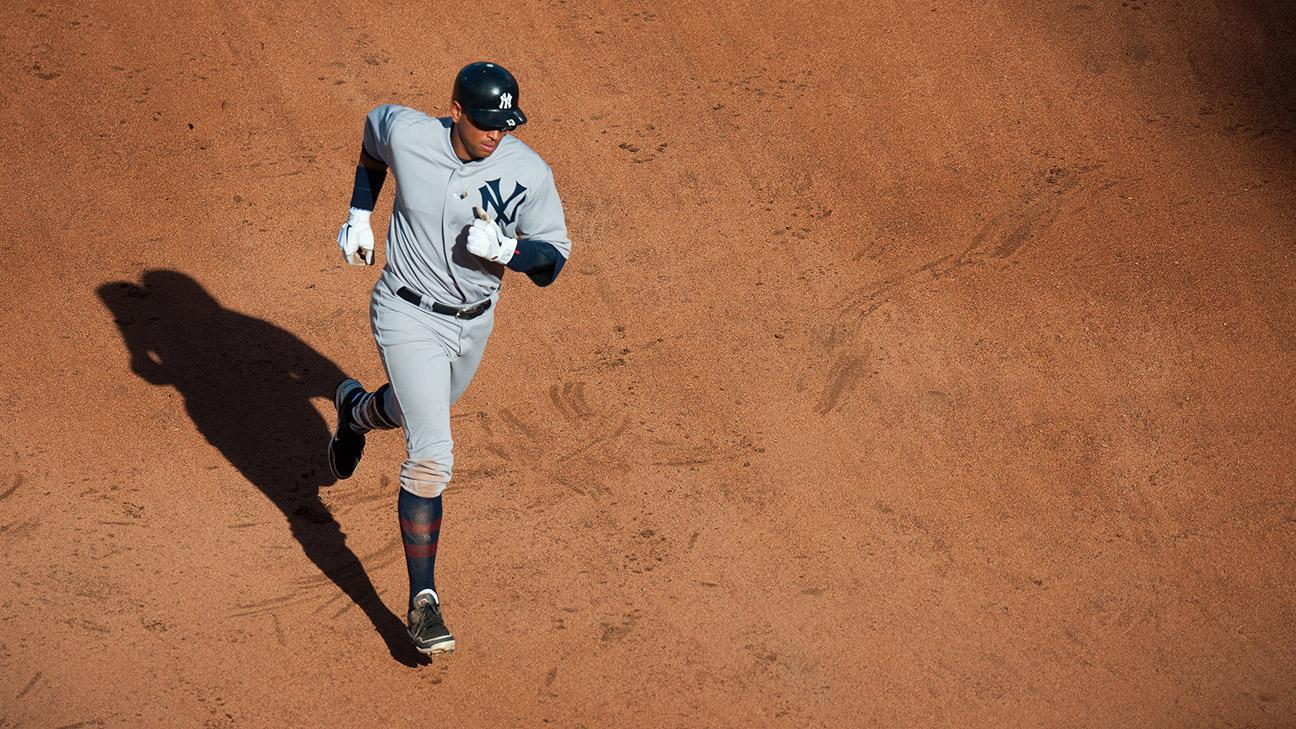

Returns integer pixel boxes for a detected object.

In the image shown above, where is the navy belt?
[396,286,492,320]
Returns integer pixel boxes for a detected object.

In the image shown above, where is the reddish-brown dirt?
[3,0,1295,726]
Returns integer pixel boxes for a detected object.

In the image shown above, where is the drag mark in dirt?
[467,376,753,497]
[816,348,870,416]
[497,407,538,439]
[228,591,304,617]
[292,536,403,589]
[320,474,395,512]
[549,382,595,421]
[0,472,21,502]
[16,671,42,699]
[230,536,402,618]
[53,719,114,729]
[465,379,627,494]
[818,164,1119,413]
[651,450,713,467]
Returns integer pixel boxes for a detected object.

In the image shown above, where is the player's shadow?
[98,269,427,667]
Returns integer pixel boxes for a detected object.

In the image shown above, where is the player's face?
[450,101,508,161]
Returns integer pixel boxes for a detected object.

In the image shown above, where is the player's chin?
[477,142,498,158]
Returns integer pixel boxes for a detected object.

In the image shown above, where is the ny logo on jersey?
[499,93,513,110]
[478,178,528,227]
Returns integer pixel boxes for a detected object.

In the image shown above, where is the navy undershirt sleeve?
[506,239,566,287]
[348,164,387,211]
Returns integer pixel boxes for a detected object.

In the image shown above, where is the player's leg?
[448,305,496,405]
[329,380,400,480]
[352,382,401,430]
[329,287,415,480]
[372,303,458,654]
[376,333,454,565]
[381,342,455,654]
[398,486,452,654]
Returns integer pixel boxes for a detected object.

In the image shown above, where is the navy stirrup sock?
[350,383,398,433]
[398,488,442,609]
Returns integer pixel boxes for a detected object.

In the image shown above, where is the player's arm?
[336,144,389,266]
[466,164,571,285]
[467,207,568,287]
[337,106,404,266]
[505,239,565,287]
[352,145,388,208]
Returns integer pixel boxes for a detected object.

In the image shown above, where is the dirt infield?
[3,0,1294,726]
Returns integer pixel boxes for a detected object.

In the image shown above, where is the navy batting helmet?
[452,62,527,131]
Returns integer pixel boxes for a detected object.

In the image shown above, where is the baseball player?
[328,62,571,655]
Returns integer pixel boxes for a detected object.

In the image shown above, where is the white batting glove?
[466,215,516,265]
[337,207,375,266]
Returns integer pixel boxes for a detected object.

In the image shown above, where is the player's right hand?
[338,207,375,266]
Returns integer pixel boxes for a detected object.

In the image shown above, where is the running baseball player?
[328,62,571,655]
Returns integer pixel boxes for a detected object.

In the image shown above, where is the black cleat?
[408,590,456,655]
[328,378,367,480]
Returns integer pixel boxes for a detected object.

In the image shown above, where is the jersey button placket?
[443,169,467,300]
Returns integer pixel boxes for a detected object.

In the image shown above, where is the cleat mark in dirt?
[653,454,713,467]
[599,610,641,642]
[53,719,110,729]
[0,520,38,536]
[17,671,42,699]
[499,407,546,444]
[547,383,572,421]
[321,478,394,510]
[231,592,312,616]
[471,375,755,492]
[476,380,624,471]
[0,472,21,502]
[874,501,954,567]
[235,592,302,609]
[270,613,286,646]
[548,381,594,421]
[565,415,630,461]
[558,477,587,496]
[816,350,869,415]
[483,442,513,462]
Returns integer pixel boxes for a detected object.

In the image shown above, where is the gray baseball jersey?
[363,104,571,305]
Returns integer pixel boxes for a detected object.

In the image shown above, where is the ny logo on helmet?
[499,93,513,110]
[478,178,527,227]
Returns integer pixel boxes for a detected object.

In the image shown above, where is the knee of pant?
[400,457,452,498]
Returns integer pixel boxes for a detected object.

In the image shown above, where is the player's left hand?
[466,213,516,265]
